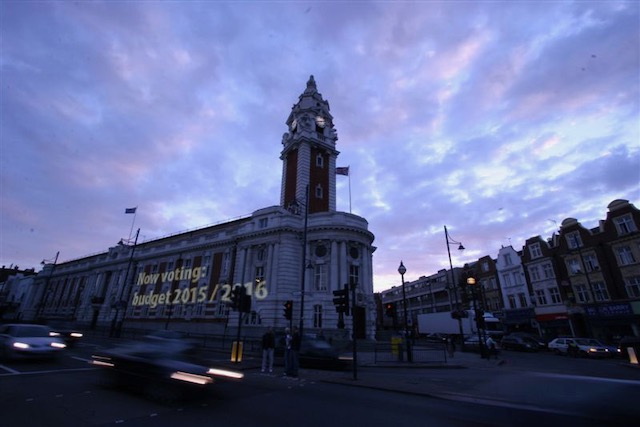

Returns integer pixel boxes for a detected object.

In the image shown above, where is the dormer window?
[316,154,324,168]
[614,214,636,235]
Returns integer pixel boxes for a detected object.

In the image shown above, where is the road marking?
[0,367,96,376]
[437,391,583,417]
[0,364,20,374]
[530,372,640,385]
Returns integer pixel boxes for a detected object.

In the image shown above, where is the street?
[0,338,639,426]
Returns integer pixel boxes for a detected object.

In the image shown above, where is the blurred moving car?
[548,337,612,358]
[47,320,84,347]
[618,336,640,362]
[0,324,66,360]
[90,340,243,403]
[143,330,198,354]
[500,335,539,352]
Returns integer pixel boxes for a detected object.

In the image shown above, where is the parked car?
[90,340,243,403]
[47,320,84,347]
[275,333,352,370]
[548,337,611,358]
[500,335,539,352]
[0,324,66,360]
[507,332,548,350]
[461,335,495,354]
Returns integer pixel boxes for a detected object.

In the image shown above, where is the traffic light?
[332,285,350,315]
[384,303,396,318]
[283,300,293,320]
[230,286,251,312]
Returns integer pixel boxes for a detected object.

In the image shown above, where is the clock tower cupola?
[280,76,339,214]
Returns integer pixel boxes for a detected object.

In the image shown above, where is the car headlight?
[70,333,83,338]
[49,332,61,337]
[13,342,30,349]
[51,342,67,349]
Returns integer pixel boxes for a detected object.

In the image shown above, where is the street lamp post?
[467,277,486,359]
[444,225,465,345]
[398,261,412,362]
[289,185,310,337]
[36,251,60,320]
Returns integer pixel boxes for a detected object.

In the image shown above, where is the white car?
[0,324,67,360]
[548,337,611,358]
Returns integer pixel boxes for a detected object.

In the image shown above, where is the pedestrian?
[446,336,456,358]
[486,336,497,359]
[288,327,301,377]
[261,326,275,373]
[283,327,292,376]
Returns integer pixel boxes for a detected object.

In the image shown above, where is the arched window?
[315,184,323,199]
[316,154,324,168]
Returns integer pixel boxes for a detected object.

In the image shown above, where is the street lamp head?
[398,261,406,276]
[467,277,476,285]
[458,244,465,251]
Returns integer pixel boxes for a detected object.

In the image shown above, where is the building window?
[575,284,591,303]
[349,264,359,287]
[529,243,542,259]
[617,246,636,266]
[518,293,528,307]
[508,294,516,309]
[614,214,637,235]
[567,259,582,275]
[256,247,266,262]
[592,282,609,302]
[502,274,512,287]
[255,266,265,285]
[314,264,327,291]
[626,276,640,298]
[316,154,324,168]
[512,271,523,286]
[259,218,268,228]
[529,266,541,282]
[548,287,562,304]
[542,263,555,279]
[566,232,583,249]
[313,304,323,328]
[481,261,489,272]
[222,252,230,277]
[315,184,323,199]
[184,259,192,269]
[315,244,327,258]
[503,253,513,266]
[583,254,599,272]
[535,289,547,305]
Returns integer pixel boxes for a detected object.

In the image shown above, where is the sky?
[1,1,639,292]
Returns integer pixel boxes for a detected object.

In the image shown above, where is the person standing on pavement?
[261,326,275,373]
[446,336,455,358]
[486,336,497,359]
[287,327,301,377]
[283,327,292,376]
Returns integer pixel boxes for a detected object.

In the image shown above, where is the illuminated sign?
[136,266,206,285]
[131,281,268,309]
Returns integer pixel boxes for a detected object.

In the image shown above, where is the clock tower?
[280,75,339,214]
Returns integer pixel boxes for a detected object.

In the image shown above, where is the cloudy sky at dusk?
[2,1,638,292]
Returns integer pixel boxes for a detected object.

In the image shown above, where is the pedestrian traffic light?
[283,300,293,320]
[332,285,350,316]
[385,303,396,318]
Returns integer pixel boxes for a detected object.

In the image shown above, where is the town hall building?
[26,76,377,340]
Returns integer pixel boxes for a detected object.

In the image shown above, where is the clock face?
[315,116,326,128]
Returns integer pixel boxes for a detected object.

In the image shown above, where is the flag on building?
[336,166,349,176]
[125,207,137,214]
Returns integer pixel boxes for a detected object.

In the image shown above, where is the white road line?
[0,367,96,376]
[0,364,20,374]
[530,372,640,385]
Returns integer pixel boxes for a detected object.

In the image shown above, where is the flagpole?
[348,166,352,213]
